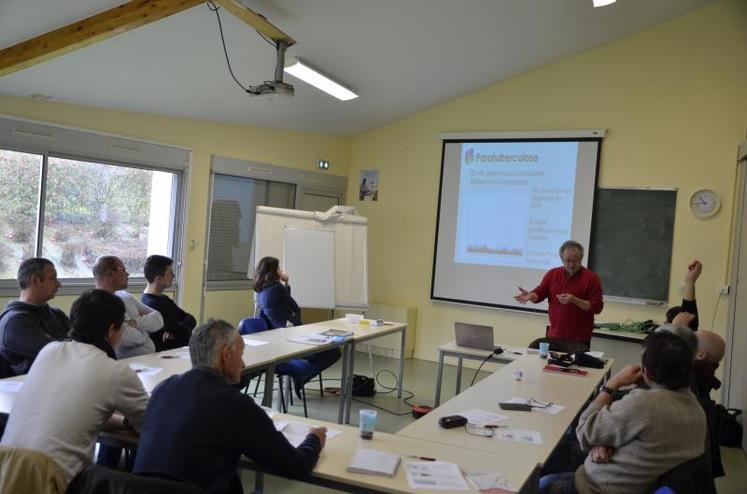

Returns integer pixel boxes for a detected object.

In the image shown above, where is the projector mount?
[246,40,294,98]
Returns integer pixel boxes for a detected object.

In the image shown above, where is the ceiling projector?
[246,80,294,98]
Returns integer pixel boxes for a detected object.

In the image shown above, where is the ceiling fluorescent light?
[593,0,616,7]
[284,58,358,101]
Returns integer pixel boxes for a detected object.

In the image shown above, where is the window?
[0,150,42,280]
[0,116,187,289]
[206,155,347,289]
[207,175,295,282]
[41,157,178,278]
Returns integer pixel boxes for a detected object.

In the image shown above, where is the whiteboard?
[283,228,336,309]
[251,206,368,309]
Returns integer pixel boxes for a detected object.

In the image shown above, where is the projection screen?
[431,130,604,313]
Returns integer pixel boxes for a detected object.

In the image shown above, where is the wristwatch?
[600,385,615,395]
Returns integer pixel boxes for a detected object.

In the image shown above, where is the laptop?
[454,322,497,351]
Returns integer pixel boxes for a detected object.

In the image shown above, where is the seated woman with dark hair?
[0,289,149,480]
[253,256,341,397]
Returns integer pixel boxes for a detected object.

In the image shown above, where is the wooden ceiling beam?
[0,0,207,78]
[214,0,295,46]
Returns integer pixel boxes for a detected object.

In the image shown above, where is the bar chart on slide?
[455,194,527,266]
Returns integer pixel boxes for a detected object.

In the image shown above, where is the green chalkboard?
[589,188,677,303]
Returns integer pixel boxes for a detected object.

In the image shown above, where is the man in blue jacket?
[134,319,326,493]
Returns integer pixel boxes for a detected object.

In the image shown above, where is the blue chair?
[238,317,271,398]
[238,317,268,335]
[238,317,324,418]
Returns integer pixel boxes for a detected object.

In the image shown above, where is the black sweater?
[0,300,70,376]
[141,293,196,351]
[133,367,321,493]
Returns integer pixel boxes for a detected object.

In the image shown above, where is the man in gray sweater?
[540,332,706,494]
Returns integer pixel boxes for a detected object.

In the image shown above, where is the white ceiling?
[0,0,714,135]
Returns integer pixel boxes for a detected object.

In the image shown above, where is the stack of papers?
[404,461,469,490]
[286,335,335,346]
[347,449,401,477]
[495,429,543,445]
[465,472,517,493]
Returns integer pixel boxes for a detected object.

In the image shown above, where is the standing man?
[93,256,163,358]
[141,255,196,351]
[0,258,70,376]
[515,240,603,349]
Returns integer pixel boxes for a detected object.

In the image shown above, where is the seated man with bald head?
[656,318,726,479]
[693,330,727,478]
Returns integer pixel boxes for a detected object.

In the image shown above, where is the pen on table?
[510,351,523,355]
[405,455,436,461]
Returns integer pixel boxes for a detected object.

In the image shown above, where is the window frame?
[205,155,347,291]
[0,116,189,297]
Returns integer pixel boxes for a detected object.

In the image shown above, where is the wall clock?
[689,189,721,218]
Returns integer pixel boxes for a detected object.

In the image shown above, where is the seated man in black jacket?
[141,255,196,351]
[133,319,326,493]
[0,258,70,376]
[693,330,727,478]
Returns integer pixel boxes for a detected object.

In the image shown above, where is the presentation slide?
[454,142,578,270]
[431,133,601,312]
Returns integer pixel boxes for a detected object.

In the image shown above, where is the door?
[725,141,747,452]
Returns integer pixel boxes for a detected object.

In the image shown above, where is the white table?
[434,342,526,407]
[244,414,538,494]
[400,354,612,465]
[0,318,407,427]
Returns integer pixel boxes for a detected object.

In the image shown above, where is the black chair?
[65,465,207,494]
[528,325,590,354]
[650,454,716,494]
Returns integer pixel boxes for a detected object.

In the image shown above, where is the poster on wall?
[359,169,379,201]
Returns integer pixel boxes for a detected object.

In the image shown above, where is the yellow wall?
[2,0,745,365]
[349,0,747,361]
[0,96,351,323]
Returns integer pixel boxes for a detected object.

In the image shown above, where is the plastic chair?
[237,317,320,417]
[238,317,268,335]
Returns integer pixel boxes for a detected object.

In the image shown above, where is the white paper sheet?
[276,420,341,447]
[242,337,269,347]
[0,381,23,393]
[586,351,604,359]
[504,397,565,415]
[495,429,543,445]
[128,363,163,377]
[404,461,469,490]
[457,409,508,427]
[286,335,334,346]
[466,472,517,493]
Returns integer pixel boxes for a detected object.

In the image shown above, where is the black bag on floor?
[716,405,743,448]
[352,374,376,397]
